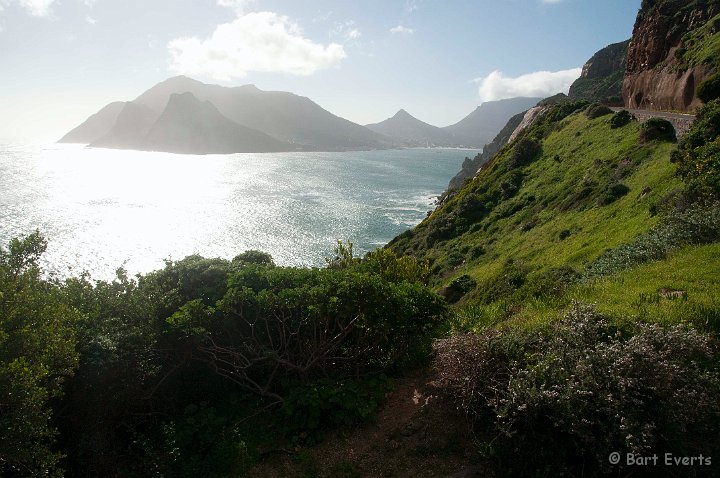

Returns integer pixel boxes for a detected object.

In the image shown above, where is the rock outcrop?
[568,40,630,103]
[623,0,720,112]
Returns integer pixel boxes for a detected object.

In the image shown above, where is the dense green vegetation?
[0,241,445,477]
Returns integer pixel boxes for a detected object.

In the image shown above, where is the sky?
[0,0,642,141]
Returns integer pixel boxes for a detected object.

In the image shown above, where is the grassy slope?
[392,110,678,283]
[390,106,719,330]
[680,12,720,68]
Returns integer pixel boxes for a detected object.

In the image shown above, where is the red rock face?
[623,1,719,112]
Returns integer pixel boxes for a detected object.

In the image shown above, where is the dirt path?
[247,370,485,478]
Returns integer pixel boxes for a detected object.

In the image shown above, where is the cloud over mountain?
[168,11,346,81]
[474,68,581,102]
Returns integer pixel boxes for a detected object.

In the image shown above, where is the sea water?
[0,142,475,280]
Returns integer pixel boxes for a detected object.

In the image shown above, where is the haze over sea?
[0,142,473,280]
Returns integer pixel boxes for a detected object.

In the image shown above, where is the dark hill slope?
[143,93,295,154]
[365,109,455,146]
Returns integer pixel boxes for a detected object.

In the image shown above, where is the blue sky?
[0,0,641,140]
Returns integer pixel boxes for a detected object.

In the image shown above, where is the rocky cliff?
[568,40,630,103]
[623,0,720,112]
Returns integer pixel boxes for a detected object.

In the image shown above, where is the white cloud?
[474,68,582,102]
[390,25,414,35]
[85,14,96,24]
[0,0,56,16]
[168,11,346,81]
[217,0,256,15]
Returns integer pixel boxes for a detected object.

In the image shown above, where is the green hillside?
[390,102,719,330]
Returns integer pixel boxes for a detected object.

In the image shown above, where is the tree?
[0,232,79,476]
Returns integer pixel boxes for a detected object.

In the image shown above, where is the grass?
[452,243,720,333]
[679,13,720,68]
[394,111,680,289]
[573,243,720,329]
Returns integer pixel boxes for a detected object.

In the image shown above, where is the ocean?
[0,142,475,280]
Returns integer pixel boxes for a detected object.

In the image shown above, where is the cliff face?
[623,0,720,112]
[568,40,630,103]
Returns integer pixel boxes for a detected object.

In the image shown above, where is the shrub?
[440,274,477,303]
[521,265,579,299]
[232,250,274,266]
[0,232,80,476]
[169,264,448,403]
[597,181,630,206]
[610,109,633,129]
[508,138,542,169]
[639,118,677,143]
[283,376,391,442]
[585,103,613,119]
[697,72,720,103]
[675,100,720,202]
[477,260,528,303]
[434,303,720,477]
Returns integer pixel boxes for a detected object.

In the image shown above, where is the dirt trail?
[248,371,484,478]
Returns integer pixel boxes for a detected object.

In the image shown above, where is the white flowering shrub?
[434,303,720,476]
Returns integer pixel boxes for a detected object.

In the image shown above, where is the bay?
[0,142,475,280]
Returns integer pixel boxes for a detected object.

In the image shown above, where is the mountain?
[60,76,393,152]
[364,109,455,146]
[142,92,295,154]
[441,97,542,148]
[91,102,159,150]
[132,76,393,151]
[568,39,630,104]
[623,0,719,112]
[58,102,125,144]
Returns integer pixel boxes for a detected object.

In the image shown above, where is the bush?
[0,232,80,476]
[639,118,677,143]
[508,138,542,169]
[434,303,720,477]
[477,260,528,303]
[440,274,477,303]
[698,72,720,103]
[169,264,447,403]
[585,103,613,119]
[610,109,633,129]
[597,181,630,206]
[675,100,720,202]
[283,376,390,442]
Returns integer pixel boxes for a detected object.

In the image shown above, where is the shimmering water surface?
[0,142,474,280]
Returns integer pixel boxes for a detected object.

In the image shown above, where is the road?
[610,107,696,137]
